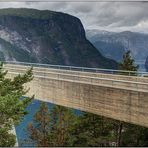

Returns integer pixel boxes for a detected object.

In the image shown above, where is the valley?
[86,29,148,71]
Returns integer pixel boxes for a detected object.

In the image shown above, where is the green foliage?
[0,62,33,146]
[71,112,116,147]
[121,123,148,146]
[0,128,16,147]
[119,50,139,75]
[25,104,76,147]
[25,103,148,147]
[49,105,76,146]
[72,112,148,147]
[26,102,50,146]
[0,8,56,20]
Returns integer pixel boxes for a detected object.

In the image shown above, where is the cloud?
[0,2,148,32]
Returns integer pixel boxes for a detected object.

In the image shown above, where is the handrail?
[3,61,148,77]
[4,64,148,80]
[4,66,148,85]
[7,71,148,92]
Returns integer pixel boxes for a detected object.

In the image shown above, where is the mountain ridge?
[0,8,117,69]
[86,29,148,70]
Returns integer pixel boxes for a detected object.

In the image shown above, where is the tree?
[0,62,33,146]
[25,104,76,147]
[119,50,139,75]
[26,102,50,147]
[49,105,76,146]
[121,123,148,146]
[116,50,139,146]
[0,128,16,147]
[72,112,116,147]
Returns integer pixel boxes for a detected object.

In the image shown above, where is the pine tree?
[119,50,139,75]
[26,102,50,147]
[49,105,76,146]
[25,104,76,147]
[116,50,139,146]
[0,62,33,146]
[72,112,115,147]
[121,123,148,146]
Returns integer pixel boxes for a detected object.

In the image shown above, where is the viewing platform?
[3,61,148,127]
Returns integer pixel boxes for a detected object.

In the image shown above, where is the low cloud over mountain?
[0,2,148,33]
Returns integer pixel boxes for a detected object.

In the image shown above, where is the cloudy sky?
[0,1,148,33]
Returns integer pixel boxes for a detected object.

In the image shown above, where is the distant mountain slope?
[90,40,125,62]
[86,30,148,65]
[0,8,117,69]
[145,56,148,72]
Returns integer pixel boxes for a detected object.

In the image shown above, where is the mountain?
[0,8,117,69]
[86,29,116,41]
[145,56,148,72]
[86,30,148,67]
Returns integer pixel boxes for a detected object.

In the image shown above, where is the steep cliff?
[0,8,117,69]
